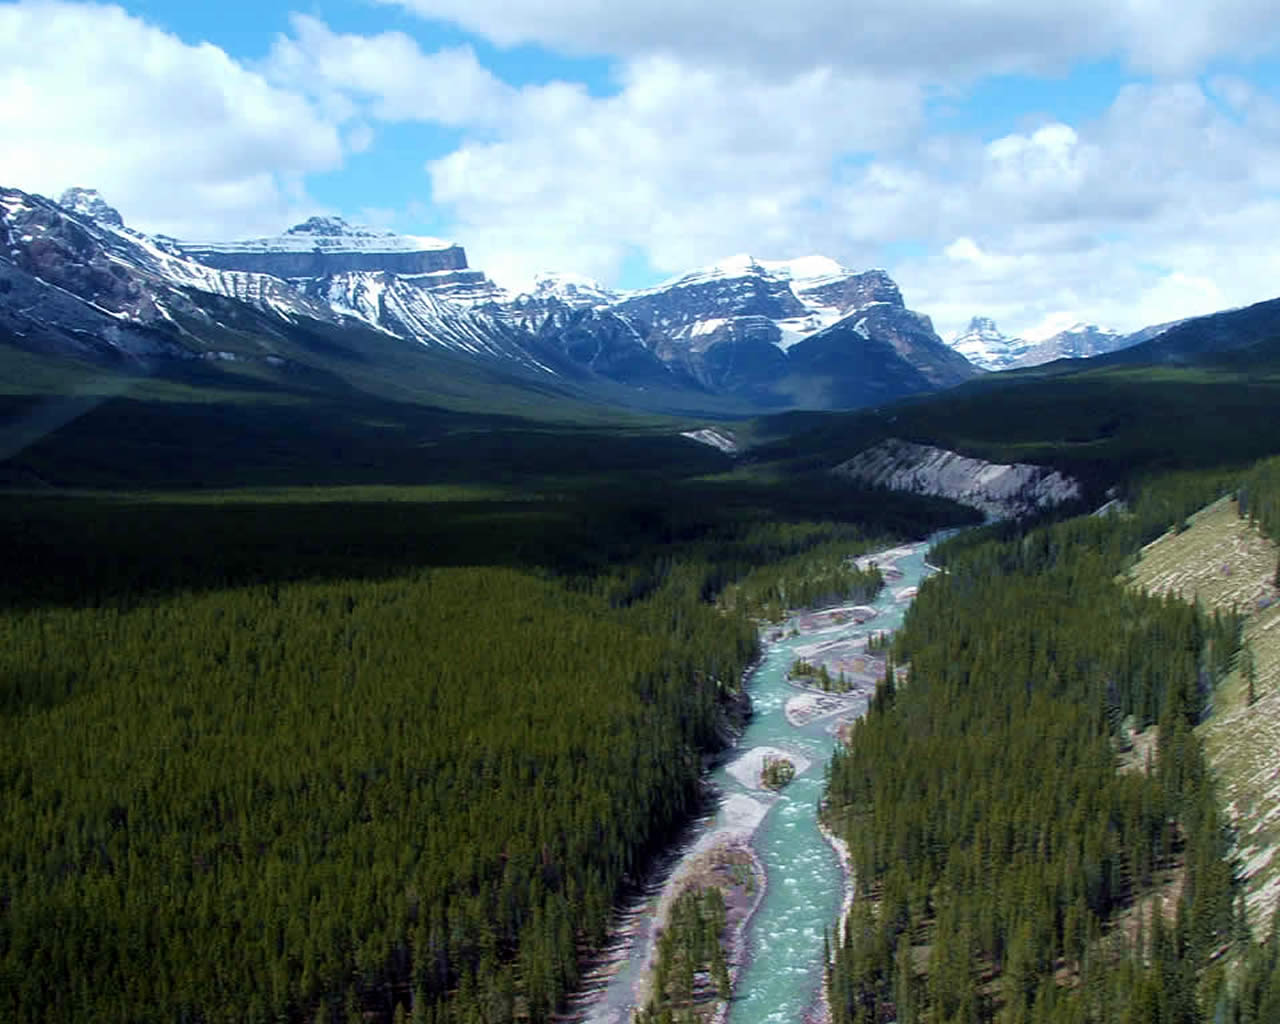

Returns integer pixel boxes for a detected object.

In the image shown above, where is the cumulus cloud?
[378,0,1280,77]
[395,53,919,285]
[7,2,1280,341]
[263,6,1280,333]
[0,1,346,238]
[265,15,513,126]
[814,75,1280,336]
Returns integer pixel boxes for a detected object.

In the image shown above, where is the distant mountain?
[949,315,1187,371]
[523,272,620,308]
[1012,323,1128,367]
[1,185,980,413]
[948,317,1034,371]
[597,254,975,406]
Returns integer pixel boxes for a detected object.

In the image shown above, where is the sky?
[3,1,1280,340]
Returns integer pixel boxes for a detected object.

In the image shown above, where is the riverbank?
[805,819,856,1024]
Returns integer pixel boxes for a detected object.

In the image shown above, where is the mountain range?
[5,185,1278,421]
[2,186,974,414]
[946,314,1187,371]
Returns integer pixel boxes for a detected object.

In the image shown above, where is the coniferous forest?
[822,467,1280,1023]
[0,460,971,1023]
[6,352,1280,1023]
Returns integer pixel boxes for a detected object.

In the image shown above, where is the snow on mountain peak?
[528,272,618,306]
[285,216,358,237]
[948,316,1035,372]
[756,255,848,285]
[58,187,124,228]
[1021,314,1113,344]
[183,219,456,256]
[643,252,856,294]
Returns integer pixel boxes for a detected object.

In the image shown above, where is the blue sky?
[3,0,1280,338]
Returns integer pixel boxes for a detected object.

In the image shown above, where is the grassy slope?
[1127,496,1280,932]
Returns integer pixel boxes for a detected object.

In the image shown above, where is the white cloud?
[421,56,923,285]
[822,77,1280,337]
[378,0,1280,77]
[7,3,1280,346]
[267,10,1280,334]
[265,15,513,126]
[0,1,345,238]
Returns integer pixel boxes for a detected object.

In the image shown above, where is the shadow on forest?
[1,474,976,610]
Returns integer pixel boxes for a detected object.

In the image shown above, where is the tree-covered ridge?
[716,538,891,622]
[822,471,1265,1023]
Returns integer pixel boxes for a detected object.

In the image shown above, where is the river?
[576,536,942,1024]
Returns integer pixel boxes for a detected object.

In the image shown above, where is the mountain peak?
[285,215,356,237]
[949,316,1033,372]
[528,272,618,307]
[645,253,864,295]
[58,187,124,228]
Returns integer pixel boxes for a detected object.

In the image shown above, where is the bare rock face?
[794,268,902,314]
[58,188,125,228]
[833,438,1082,520]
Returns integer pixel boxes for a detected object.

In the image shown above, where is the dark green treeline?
[1239,455,1280,588]
[821,468,1280,1023]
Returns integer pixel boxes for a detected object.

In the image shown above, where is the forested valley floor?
[0,467,970,1024]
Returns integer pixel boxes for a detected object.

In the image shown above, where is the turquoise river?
[580,535,943,1024]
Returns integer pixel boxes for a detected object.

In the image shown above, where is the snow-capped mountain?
[950,315,1185,371]
[174,216,504,305]
[523,272,619,308]
[604,254,974,404]
[1012,323,1127,367]
[0,186,565,377]
[1,184,979,411]
[948,317,1035,371]
[58,187,125,228]
[0,186,343,359]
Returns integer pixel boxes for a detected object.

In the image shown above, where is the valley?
[5,186,1280,1024]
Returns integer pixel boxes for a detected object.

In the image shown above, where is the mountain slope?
[601,255,976,407]
[1012,322,1129,367]
[1100,296,1280,366]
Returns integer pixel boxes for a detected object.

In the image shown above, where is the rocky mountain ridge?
[947,316,1036,371]
[949,314,1189,371]
[0,185,970,410]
